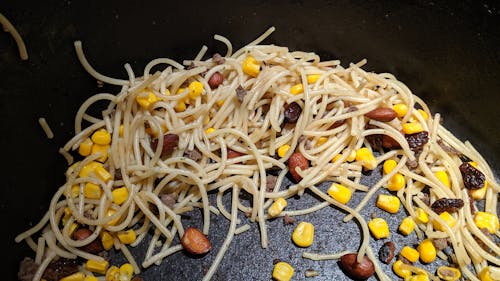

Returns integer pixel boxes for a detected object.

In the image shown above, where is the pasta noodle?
[15,27,499,281]
[0,12,28,60]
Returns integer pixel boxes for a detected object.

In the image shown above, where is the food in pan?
[15,27,499,281]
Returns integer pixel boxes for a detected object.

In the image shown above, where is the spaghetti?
[15,27,499,281]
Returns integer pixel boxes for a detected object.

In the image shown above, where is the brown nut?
[288,152,309,183]
[181,227,212,255]
[151,133,179,157]
[340,253,375,280]
[382,134,401,149]
[365,107,397,122]
[73,228,103,254]
[208,71,224,89]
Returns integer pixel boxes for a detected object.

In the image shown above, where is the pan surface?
[1,0,499,280]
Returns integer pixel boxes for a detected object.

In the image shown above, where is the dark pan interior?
[1,1,499,280]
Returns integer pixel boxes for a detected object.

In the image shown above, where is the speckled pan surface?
[1,0,499,280]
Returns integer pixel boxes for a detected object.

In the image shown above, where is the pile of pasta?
[15,27,499,281]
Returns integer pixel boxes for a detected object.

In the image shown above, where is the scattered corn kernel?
[437,266,461,281]
[68,223,78,236]
[101,231,114,251]
[91,143,109,162]
[272,261,294,281]
[417,109,429,120]
[471,181,488,200]
[345,150,356,162]
[393,260,412,278]
[376,194,400,214]
[400,246,420,263]
[118,124,124,137]
[290,83,304,95]
[78,161,102,178]
[84,276,98,281]
[474,211,499,234]
[268,197,287,217]
[117,229,136,244]
[356,147,377,170]
[188,81,204,100]
[112,187,129,205]
[292,221,315,247]
[368,217,390,239]
[119,263,134,280]
[91,129,111,145]
[86,260,109,275]
[94,165,112,182]
[402,122,424,134]
[469,161,478,168]
[331,154,342,163]
[432,211,457,232]
[383,159,398,174]
[277,144,291,158]
[417,239,436,263]
[242,56,260,77]
[106,208,121,226]
[174,100,187,112]
[435,170,451,188]
[415,207,429,223]
[106,265,120,281]
[393,103,408,118]
[327,183,352,204]
[70,185,80,198]
[399,217,415,236]
[205,127,216,135]
[306,74,321,84]
[84,183,102,199]
[479,266,495,281]
[405,275,429,281]
[78,138,93,156]
[316,137,328,146]
[387,173,406,191]
[136,91,159,109]
[203,116,210,125]
[60,272,85,281]
[216,99,225,107]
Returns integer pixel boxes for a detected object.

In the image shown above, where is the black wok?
[1,0,499,280]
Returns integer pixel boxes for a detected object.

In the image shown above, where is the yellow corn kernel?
[135,91,159,109]
[437,266,461,281]
[203,116,210,125]
[393,260,412,278]
[383,159,398,174]
[62,207,72,226]
[474,211,500,234]
[402,122,424,134]
[117,229,136,244]
[471,181,488,200]
[91,129,111,145]
[106,208,121,226]
[145,122,167,137]
[101,231,114,251]
[91,143,109,162]
[68,223,78,236]
[469,161,478,168]
[78,138,93,156]
[435,170,451,188]
[268,197,288,217]
[387,173,406,191]
[174,100,187,112]
[306,74,321,84]
[376,194,400,214]
[405,275,429,281]
[368,217,390,239]
[112,187,129,205]
[399,217,415,236]
[118,124,124,137]
[356,147,377,170]
[272,261,294,281]
[415,207,429,223]
[327,183,352,204]
[70,185,80,198]
[86,259,109,275]
[188,81,203,99]
[400,246,419,263]
[60,272,85,281]
[345,150,356,162]
[105,265,120,281]
[432,211,457,232]
[205,127,216,135]
[242,56,260,77]
[84,183,102,199]
[83,276,98,281]
[316,137,328,146]
[417,109,429,121]
[393,103,408,118]
[119,263,134,280]
[417,239,436,263]
[78,161,102,178]
[94,165,112,182]
[331,154,342,163]
[176,87,186,94]
[479,266,495,281]
[290,83,304,95]
[216,99,225,107]
[277,144,291,158]
[292,221,315,247]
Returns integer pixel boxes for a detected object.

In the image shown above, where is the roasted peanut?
[288,152,309,183]
[365,107,397,122]
[181,227,212,255]
[340,253,375,280]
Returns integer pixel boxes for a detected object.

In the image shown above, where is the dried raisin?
[430,198,464,214]
[459,162,485,190]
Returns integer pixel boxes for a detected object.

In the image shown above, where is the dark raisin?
[266,175,278,192]
[42,257,80,281]
[329,119,345,129]
[365,124,382,150]
[284,102,302,123]
[151,133,179,157]
[405,131,429,153]
[382,135,401,149]
[236,85,247,103]
[430,198,464,214]
[459,162,485,189]
[283,214,296,225]
[378,241,395,264]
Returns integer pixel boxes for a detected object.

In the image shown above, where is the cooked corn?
[415,207,429,223]
[368,218,390,239]
[119,263,134,281]
[471,181,488,200]
[188,81,203,99]
[405,275,429,281]
[117,229,136,244]
[479,266,494,281]
[106,208,121,226]
[105,266,120,281]
[345,150,356,162]
[356,147,377,170]
[277,144,291,158]
[112,187,129,205]
[436,266,461,281]
[84,183,102,199]
[94,164,112,182]
[435,170,451,188]
[383,159,397,174]
[268,197,287,217]
[60,272,85,281]
[292,221,314,247]
[174,100,187,112]
[417,109,429,121]
[91,143,109,162]
[393,103,408,118]
[205,127,216,135]
[290,83,304,95]
[400,246,419,263]
[399,216,415,236]
[393,260,412,278]
[91,128,111,145]
[118,124,124,137]
[432,211,456,232]
[78,138,93,156]
[78,161,102,178]
[387,173,405,191]
[86,259,109,275]
[376,194,400,214]
[272,261,294,281]
[327,183,352,204]
[402,122,424,134]
[417,239,436,263]
[242,56,260,77]
[83,276,98,281]
[474,211,499,234]
[101,231,114,250]
[216,99,225,107]
[316,137,328,146]
[136,91,160,109]
[306,74,321,84]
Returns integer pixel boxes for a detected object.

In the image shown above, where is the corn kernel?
[106,208,121,226]
[292,221,315,247]
[437,266,461,281]
[417,239,436,263]
[331,154,342,163]
[136,91,159,109]
[327,183,352,204]
[432,211,457,232]
[60,272,85,281]
[174,100,187,112]
[203,116,210,125]
[277,144,291,158]
[205,127,216,135]
[290,83,304,95]
[393,103,408,118]
[469,161,478,168]
[117,229,136,244]
[112,187,129,205]
[393,260,412,278]
[345,150,356,162]
[435,170,450,188]
[216,99,225,107]
[399,217,415,236]
[417,109,429,121]
[69,223,78,236]
[306,74,321,84]
[91,143,109,162]
[268,197,287,217]
[188,81,203,99]
[376,194,400,214]
[479,266,494,281]
[91,129,111,145]
[118,124,124,137]
[368,217,390,239]
[405,275,430,281]
[400,246,419,263]
[101,231,114,251]
[120,263,134,279]
[355,147,377,170]
[387,173,406,191]
[474,211,499,234]
[272,261,294,281]
[70,185,80,198]
[78,161,102,178]
[402,122,424,134]
[83,276,98,281]
[471,181,488,200]
[78,138,93,156]
[242,56,260,77]
[86,259,109,275]
[106,266,120,281]
[316,137,328,146]
[383,159,398,174]
[415,207,429,223]
[94,165,112,182]
[84,182,102,199]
